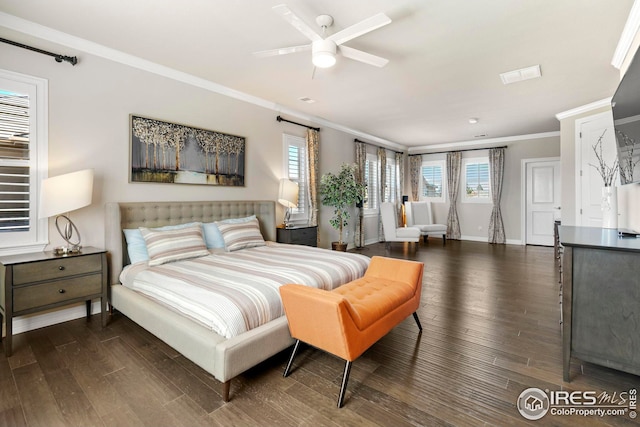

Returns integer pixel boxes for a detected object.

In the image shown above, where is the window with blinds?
[364,154,378,210]
[384,156,397,203]
[0,90,30,232]
[283,134,309,222]
[421,160,445,202]
[0,69,48,254]
[463,158,491,202]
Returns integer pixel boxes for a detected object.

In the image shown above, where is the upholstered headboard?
[105,200,276,285]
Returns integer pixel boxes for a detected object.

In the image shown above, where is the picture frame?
[129,114,245,186]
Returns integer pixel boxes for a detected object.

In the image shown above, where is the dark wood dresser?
[276,225,318,247]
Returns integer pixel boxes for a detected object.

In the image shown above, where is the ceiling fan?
[254,4,392,71]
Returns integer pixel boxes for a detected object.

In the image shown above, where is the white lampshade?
[39,169,94,219]
[278,178,298,209]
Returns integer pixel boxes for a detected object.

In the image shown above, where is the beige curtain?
[395,151,405,224]
[306,130,319,245]
[409,155,422,201]
[446,151,462,240]
[377,147,387,241]
[354,142,367,248]
[488,147,506,244]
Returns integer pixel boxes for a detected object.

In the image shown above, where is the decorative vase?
[601,186,618,229]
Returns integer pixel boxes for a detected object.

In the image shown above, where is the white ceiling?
[0,0,634,150]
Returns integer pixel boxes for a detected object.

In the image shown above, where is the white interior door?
[526,159,561,246]
[577,113,616,227]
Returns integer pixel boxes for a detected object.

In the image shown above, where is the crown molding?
[407,131,560,154]
[0,12,405,151]
[555,98,612,121]
[612,0,640,69]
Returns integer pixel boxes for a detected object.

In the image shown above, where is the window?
[0,70,48,254]
[363,153,397,213]
[283,134,308,222]
[384,156,398,203]
[363,153,378,211]
[463,157,491,202]
[420,160,445,202]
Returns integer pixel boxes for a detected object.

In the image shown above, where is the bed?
[104,200,369,401]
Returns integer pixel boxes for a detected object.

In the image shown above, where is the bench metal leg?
[412,312,423,331]
[283,339,301,377]
[337,360,352,408]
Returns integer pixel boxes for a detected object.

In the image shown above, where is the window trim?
[0,69,48,255]
[420,159,446,203]
[282,134,309,224]
[462,157,492,204]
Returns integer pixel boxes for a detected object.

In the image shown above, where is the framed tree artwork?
[129,115,245,186]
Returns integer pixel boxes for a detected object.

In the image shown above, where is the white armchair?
[405,201,447,245]
[380,202,420,250]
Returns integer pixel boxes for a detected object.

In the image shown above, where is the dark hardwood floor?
[1,240,638,426]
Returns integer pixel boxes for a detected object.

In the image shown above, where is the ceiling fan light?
[312,39,337,68]
[313,51,336,68]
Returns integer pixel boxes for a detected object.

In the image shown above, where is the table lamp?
[278,178,298,228]
[39,169,94,255]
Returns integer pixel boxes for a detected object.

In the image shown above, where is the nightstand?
[277,225,318,247]
[0,247,108,356]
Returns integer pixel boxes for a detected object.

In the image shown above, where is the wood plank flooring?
[1,240,639,426]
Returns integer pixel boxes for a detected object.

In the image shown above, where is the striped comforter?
[119,242,370,338]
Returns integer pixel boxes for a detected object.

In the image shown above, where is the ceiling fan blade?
[272,4,322,42]
[338,45,389,67]
[328,12,391,46]
[253,44,311,58]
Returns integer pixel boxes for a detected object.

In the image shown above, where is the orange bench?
[279,256,424,407]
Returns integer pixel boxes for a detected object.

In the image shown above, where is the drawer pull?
[58,266,65,271]
[58,289,66,294]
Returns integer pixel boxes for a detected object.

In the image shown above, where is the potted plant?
[319,163,365,251]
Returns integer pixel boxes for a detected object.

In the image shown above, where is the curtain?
[409,155,422,201]
[446,151,462,240]
[377,147,387,241]
[306,129,319,244]
[395,151,405,225]
[488,147,506,244]
[354,142,367,248]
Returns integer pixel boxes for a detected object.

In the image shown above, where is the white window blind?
[364,154,378,210]
[421,160,445,202]
[0,91,31,232]
[463,158,491,202]
[283,134,308,222]
[385,156,397,203]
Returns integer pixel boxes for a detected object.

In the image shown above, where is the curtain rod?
[276,115,320,132]
[409,145,507,156]
[354,138,404,155]
[0,37,77,65]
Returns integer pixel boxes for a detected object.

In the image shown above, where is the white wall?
[0,32,382,253]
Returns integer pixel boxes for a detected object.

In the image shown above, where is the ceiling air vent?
[500,65,541,85]
[298,97,316,104]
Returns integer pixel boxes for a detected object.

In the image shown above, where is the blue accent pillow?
[202,222,225,249]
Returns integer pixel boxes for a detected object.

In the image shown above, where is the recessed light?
[298,97,316,104]
[468,118,479,124]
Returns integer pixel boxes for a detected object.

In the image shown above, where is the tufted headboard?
[105,200,276,285]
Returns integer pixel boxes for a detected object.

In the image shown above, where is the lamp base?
[53,245,82,256]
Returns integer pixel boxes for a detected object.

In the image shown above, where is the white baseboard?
[460,235,523,245]
[8,300,104,336]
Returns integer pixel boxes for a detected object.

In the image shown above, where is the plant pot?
[331,242,347,252]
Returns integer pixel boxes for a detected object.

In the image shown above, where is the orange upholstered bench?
[279,256,424,407]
